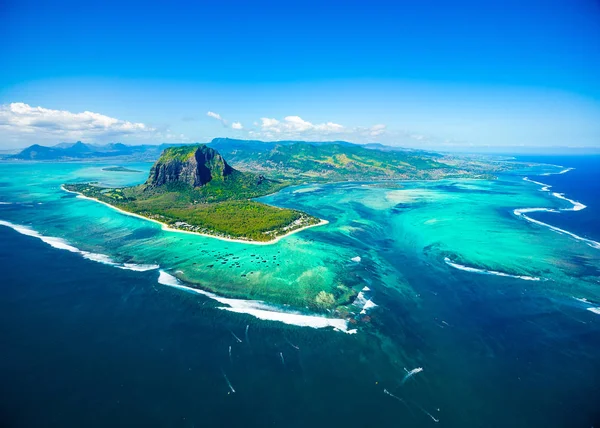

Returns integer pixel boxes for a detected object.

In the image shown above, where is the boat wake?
[157,271,354,333]
[517,172,600,250]
[444,257,540,281]
[0,220,159,272]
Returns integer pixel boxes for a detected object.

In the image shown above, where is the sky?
[1,0,599,151]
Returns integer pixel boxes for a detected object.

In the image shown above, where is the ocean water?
[1,158,599,427]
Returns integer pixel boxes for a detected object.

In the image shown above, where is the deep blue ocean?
[516,155,600,243]
[1,156,600,427]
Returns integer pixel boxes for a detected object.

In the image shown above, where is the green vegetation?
[155,145,198,162]
[64,145,322,242]
[209,139,507,182]
[315,291,336,309]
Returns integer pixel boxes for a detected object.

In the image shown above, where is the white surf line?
[157,270,355,333]
[540,167,574,176]
[0,219,159,271]
[518,174,600,250]
[61,185,329,246]
[572,297,600,315]
[444,257,541,281]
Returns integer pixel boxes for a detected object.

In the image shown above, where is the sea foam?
[0,220,160,271]
[157,271,353,333]
[444,257,540,281]
[351,286,378,314]
[572,297,600,315]
[518,174,600,250]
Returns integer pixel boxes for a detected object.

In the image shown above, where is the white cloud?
[207,111,228,127]
[259,116,345,136]
[251,115,386,143]
[231,121,243,130]
[0,103,163,146]
[207,111,223,121]
[369,124,386,136]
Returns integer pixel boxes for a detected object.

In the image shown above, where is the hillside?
[64,145,322,242]
[209,138,499,181]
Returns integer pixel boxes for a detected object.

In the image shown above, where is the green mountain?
[140,144,286,203]
[208,138,500,181]
[146,144,234,188]
[64,145,321,242]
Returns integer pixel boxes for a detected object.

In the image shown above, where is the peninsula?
[64,145,323,242]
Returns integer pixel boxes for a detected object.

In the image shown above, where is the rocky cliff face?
[146,145,234,188]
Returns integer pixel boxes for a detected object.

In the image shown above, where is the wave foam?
[157,271,353,333]
[444,257,540,281]
[572,297,600,315]
[519,175,600,250]
[0,220,160,271]
[351,286,378,314]
[120,263,161,272]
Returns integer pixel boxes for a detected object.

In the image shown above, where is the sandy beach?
[60,185,328,245]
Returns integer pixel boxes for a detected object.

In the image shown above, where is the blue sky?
[1,0,599,150]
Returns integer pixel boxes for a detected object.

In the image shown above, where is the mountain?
[11,144,64,160]
[10,141,193,161]
[208,138,486,181]
[147,145,234,188]
[141,144,281,202]
[10,138,508,181]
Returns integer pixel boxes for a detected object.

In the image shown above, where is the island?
[64,145,324,243]
[102,166,142,173]
[61,140,514,244]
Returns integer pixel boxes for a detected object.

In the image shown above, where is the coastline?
[60,185,328,245]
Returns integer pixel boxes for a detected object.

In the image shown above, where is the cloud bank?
[0,103,163,146]
[248,115,388,142]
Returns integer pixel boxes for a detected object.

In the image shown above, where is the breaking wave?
[0,220,159,271]
[572,296,600,315]
[517,172,600,250]
[157,271,354,333]
[444,257,540,281]
[352,286,378,314]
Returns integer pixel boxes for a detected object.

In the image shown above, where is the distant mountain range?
[8,141,191,161]
[7,138,430,162]
[7,138,505,181]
